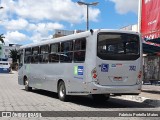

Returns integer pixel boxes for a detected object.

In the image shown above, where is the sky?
[0,0,139,45]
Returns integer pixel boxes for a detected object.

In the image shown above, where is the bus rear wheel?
[24,78,32,91]
[58,81,68,101]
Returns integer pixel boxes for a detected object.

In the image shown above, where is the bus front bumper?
[89,83,141,95]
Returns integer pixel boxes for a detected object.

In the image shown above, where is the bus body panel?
[95,31,143,89]
[96,58,142,86]
[88,82,141,94]
[22,63,88,94]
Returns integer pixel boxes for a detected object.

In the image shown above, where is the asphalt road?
[0,72,159,120]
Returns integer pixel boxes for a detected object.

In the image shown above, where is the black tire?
[58,81,68,101]
[24,78,32,91]
[92,94,110,102]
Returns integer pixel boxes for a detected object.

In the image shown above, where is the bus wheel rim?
[25,80,28,87]
[59,85,64,98]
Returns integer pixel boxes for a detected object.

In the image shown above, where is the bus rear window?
[97,33,140,60]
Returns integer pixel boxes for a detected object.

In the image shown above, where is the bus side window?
[31,47,39,63]
[18,50,23,68]
[39,45,49,63]
[60,41,73,63]
[24,48,32,64]
[49,43,60,63]
[74,38,86,63]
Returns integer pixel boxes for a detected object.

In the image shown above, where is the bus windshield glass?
[97,32,140,60]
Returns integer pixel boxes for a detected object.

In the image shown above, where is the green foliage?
[9,49,18,63]
[0,34,5,44]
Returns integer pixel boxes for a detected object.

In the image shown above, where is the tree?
[9,49,18,63]
[9,49,19,70]
[0,34,5,44]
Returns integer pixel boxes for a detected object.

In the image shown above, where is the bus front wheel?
[24,78,32,91]
[58,81,68,101]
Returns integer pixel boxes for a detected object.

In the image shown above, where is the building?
[0,44,21,63]
[120,24,138,32]
[0,44,3,59]
[53,29,74,38]
[3,44,21,59]
[53,29,84,38]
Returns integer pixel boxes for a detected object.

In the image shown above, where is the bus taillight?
[137,71,142,84]
[91,68,99,84]
[138,71,142,79]
[92,68,97,79]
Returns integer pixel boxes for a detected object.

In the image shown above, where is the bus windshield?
[97,32,140,60]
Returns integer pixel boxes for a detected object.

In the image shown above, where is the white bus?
[18,29,143,101]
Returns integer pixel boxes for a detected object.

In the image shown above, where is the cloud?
[29,22,64,43]
[4,31,28,44]
[1,0,100,23]
[0,0,100,44]
[2,18,28,30]
[33,22,64,33]
[109,0,138,14]
[30,33,52,43]
[28,22,64,39]
[0,19,64,44]
[27,22,64,43]
[30,33,43,43]
[46,23,64,30]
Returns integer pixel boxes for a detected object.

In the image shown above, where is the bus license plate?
[114,77,122,81]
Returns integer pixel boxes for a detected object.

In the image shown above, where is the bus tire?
[92,94,110,102]
[58,81,68,101]
[24,78,32,91]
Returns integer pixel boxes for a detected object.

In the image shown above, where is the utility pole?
[77,1,99,30]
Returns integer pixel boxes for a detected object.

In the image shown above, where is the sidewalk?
[141,85,160,100]
[142,85,160,92]
[115,85,160,107]
[9,70,17,74]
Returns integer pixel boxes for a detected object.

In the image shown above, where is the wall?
[120,24,138,32]
[0,44,4,58]
[143,56,160,83]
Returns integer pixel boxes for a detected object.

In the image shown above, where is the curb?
[116,95,160,107]
[9,71,17,74]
